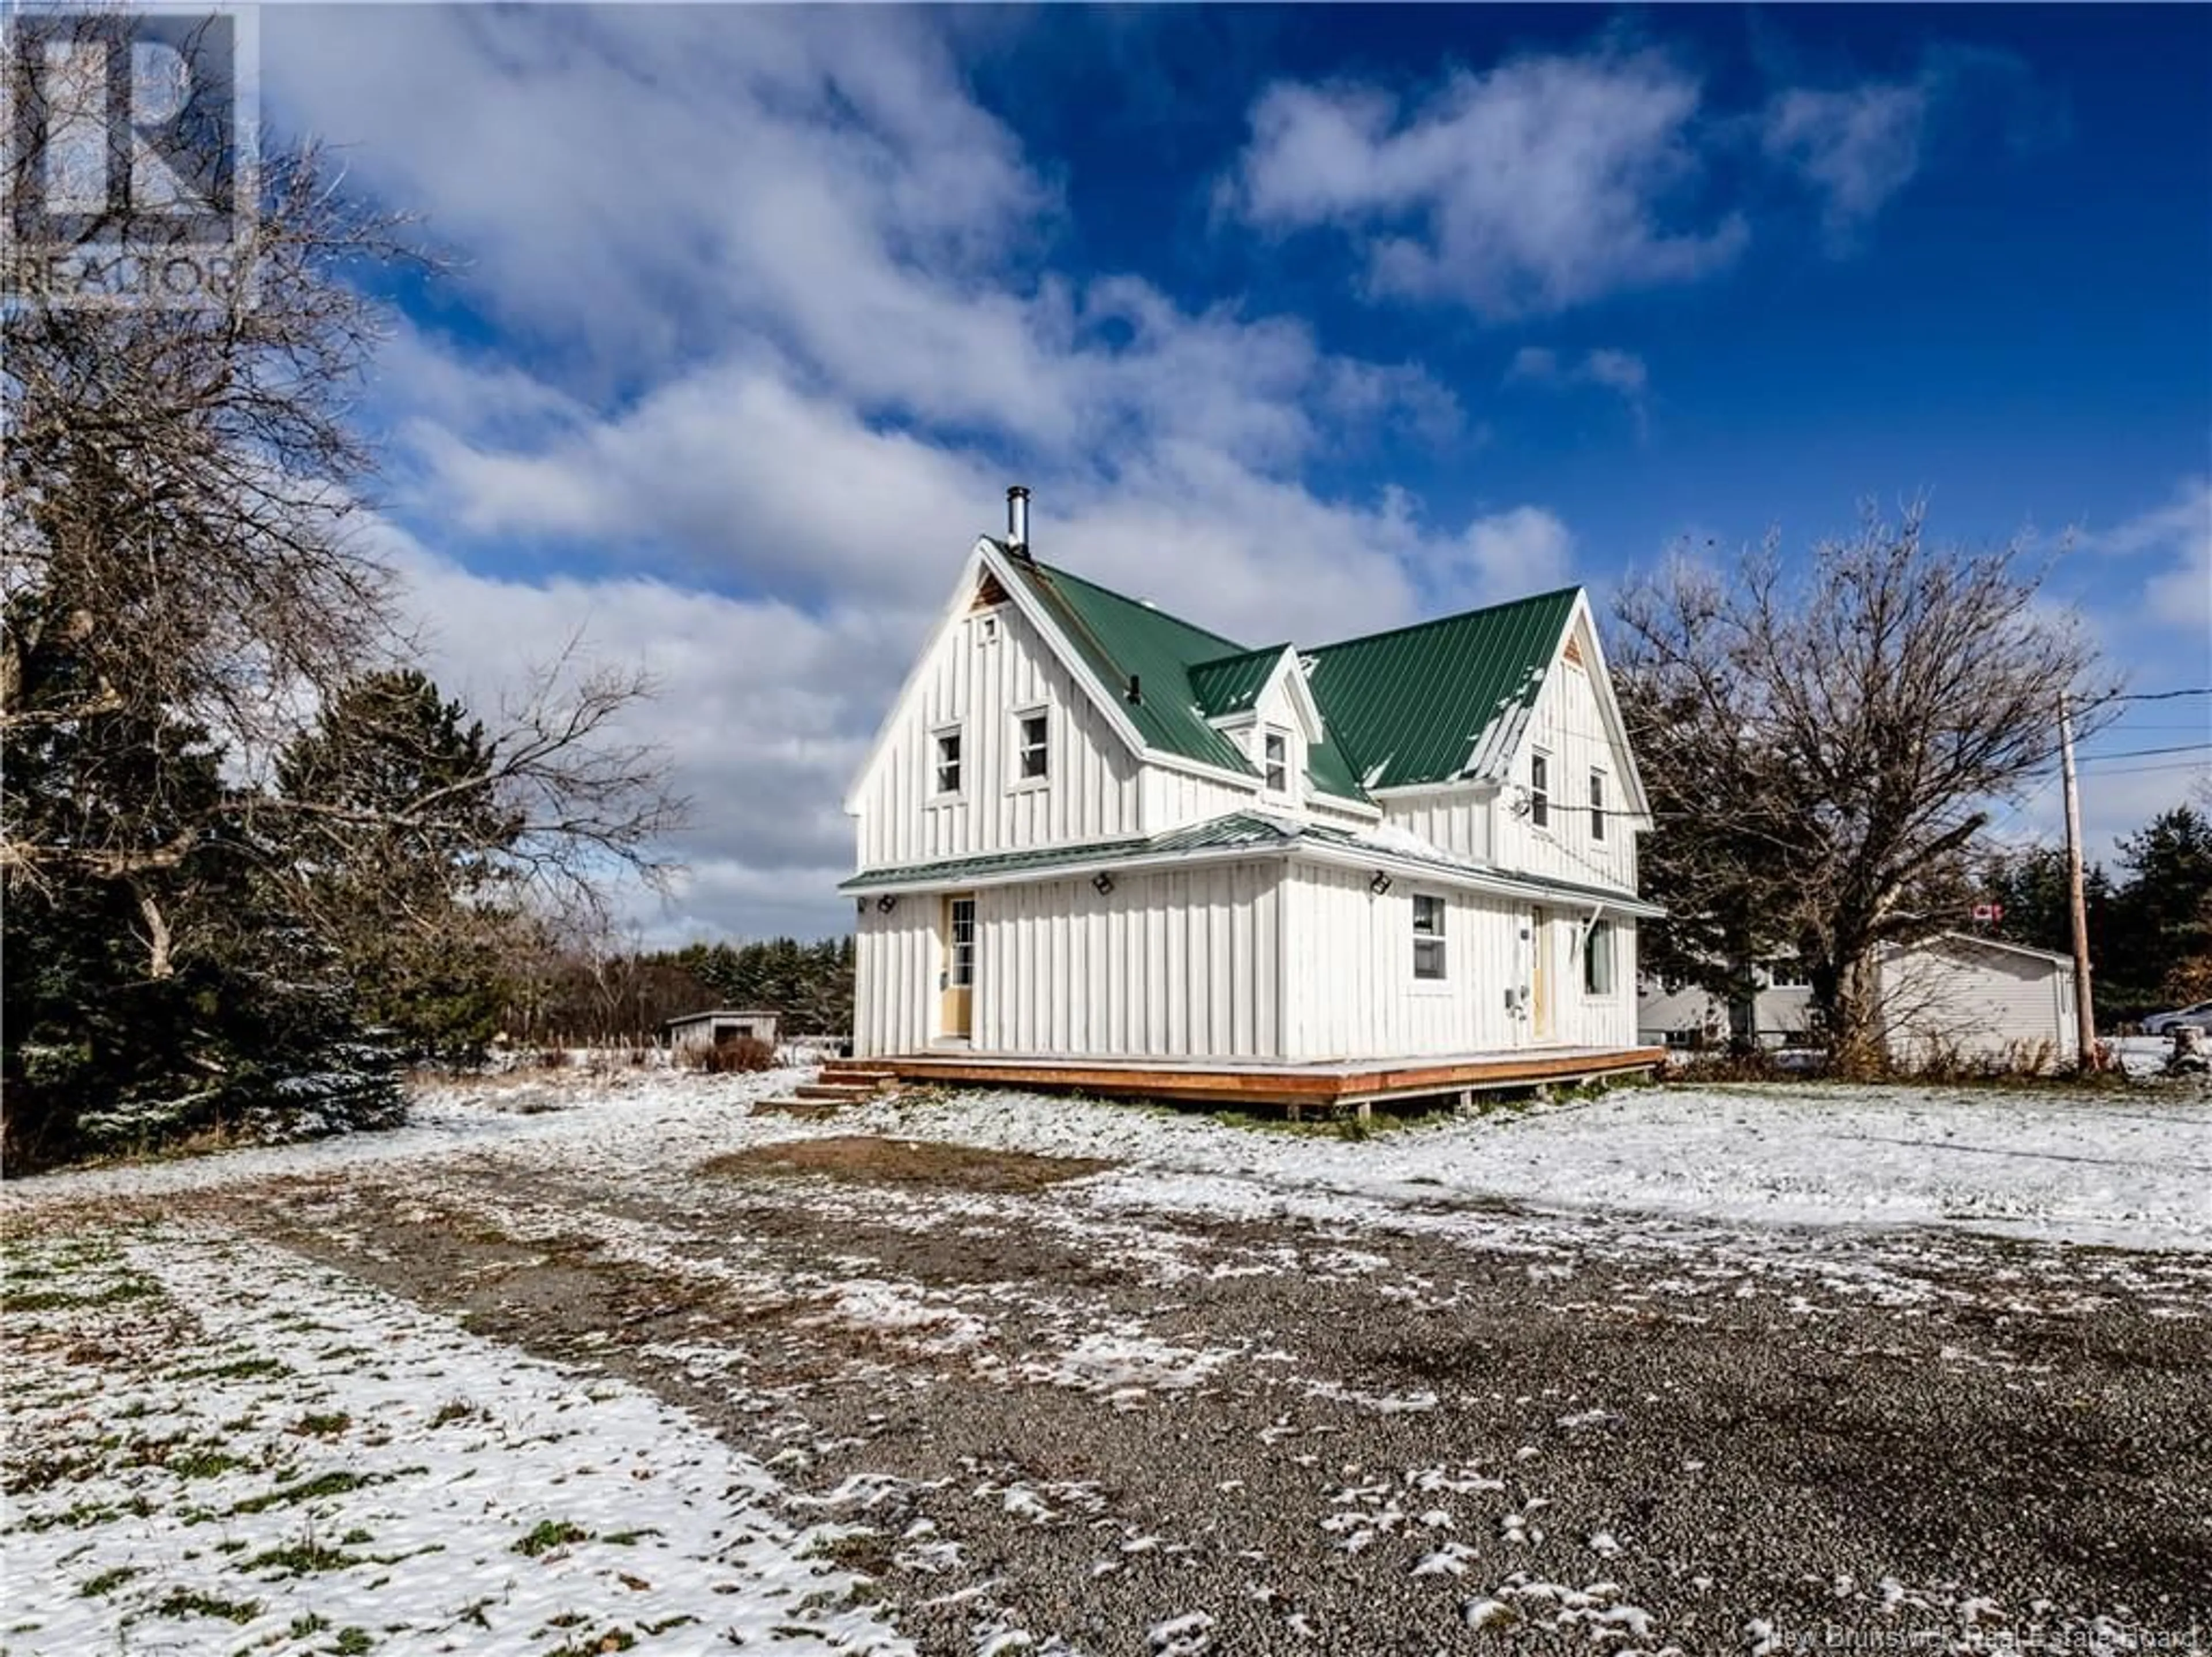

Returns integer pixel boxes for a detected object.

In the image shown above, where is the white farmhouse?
[837,490,1662,1107]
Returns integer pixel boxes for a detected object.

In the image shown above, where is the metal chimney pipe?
[1006,485,1031,555]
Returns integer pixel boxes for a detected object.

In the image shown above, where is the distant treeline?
[497,936,857,1049]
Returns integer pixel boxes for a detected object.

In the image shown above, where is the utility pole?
[2058,695,2100,1069]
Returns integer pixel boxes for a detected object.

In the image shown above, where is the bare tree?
[3,21,684,1154]
[3,128,680,986]
[1613,503,2109,1074]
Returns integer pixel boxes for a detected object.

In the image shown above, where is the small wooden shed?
[664,1009,781,1055]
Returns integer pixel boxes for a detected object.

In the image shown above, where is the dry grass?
[702,1135,1112,1195]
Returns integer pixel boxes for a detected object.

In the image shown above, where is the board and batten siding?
[1490,615,1638,894]
[852,898,938,1058]
[854,601,1142,870]
[1877,939,2078,1069]
[1278,862,1637,1061]
[1374,784,1493,865]
[973,862,1282,1058]
[1139,765,1260,837]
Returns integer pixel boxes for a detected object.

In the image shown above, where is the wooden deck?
[844,1045,1665,1111]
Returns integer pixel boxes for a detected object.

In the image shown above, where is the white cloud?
[256,10,1584,939]
[1763,79,1930,245]
[1505,345,1649,432]
[1447,507,1577,606]
[2081,476,2212,637]
[1228,48,1748,319]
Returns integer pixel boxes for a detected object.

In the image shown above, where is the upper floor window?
[1412,894,1447,980]
[933,728,963,796]
[1017,711,1049,781]
[1263,729,1289,793]
[1589,769,1607,841]
[1584,920,1615,996]
[1529,752,1550,828]
[977,614,1000,646]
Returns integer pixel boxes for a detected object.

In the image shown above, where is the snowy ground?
[3,1223,907,1657]
[6,1068,2210,1655]
[14,1066,2207,1253]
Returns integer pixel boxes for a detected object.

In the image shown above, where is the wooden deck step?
[793,1081,884,1101]
[751,1098,844,1119]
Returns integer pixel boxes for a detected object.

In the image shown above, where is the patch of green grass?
[597,1528,660,1546]
[168,1446,249,1480]
[289,1613,331,1637]
[291,1412,351,1438]
[229,1469,380,1515]
[639,1617,698,1637]
[327,1628,374,1655]
[184,1356,289,1383]
[340,1527,373,1545]
[79,1565,138,1597]
[244,1538,365,1575]
[154,1587,262,1624]
[430,1399,480,1428]
[6,1276,162,1314]
[512,1519,592,1557]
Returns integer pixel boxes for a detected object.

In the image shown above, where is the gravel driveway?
[10,1077,2210,1655]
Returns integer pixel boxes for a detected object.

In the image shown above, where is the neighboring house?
[1637,934,2079,1069]
[839,489,1658,1070]
[664,1009,781,1054]
[1638,964,1814,1049]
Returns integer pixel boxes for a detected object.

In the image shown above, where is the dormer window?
[1262,729,1289,793]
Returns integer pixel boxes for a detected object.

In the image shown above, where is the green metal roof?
[839,813,1301,891]
[1003,558,1257,778]
[1185,644,1370,805]
[1188,645,1287,717]
[999,551,1578,802]
[842,807,1658,913]
[841,831,1149,891]
[1302,587,1579,790]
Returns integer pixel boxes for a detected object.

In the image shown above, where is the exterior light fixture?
[1092,871,1116,895]
[1369,871,1393,896]
[876,894,898,913]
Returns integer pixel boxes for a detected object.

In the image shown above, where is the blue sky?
[258,5,2210,941]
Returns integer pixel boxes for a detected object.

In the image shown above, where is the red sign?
[1971,903,2005,924]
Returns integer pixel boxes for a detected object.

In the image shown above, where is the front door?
[1530,906,1554,1041]
[939,894,976,1040]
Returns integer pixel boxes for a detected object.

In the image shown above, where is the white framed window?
[1412,894,1448,980]
[1583,920,1615,996]
[932,726,963,797]
[1589,769,1607,841]
[1262,728,1289,793]
[1529,751,1550,828]
[1016,709,1049,782]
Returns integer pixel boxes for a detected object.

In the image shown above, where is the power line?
[2074,742,2212,764]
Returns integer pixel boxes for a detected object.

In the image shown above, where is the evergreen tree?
[274,671,522,1060]
[2106,805,2212,1017]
